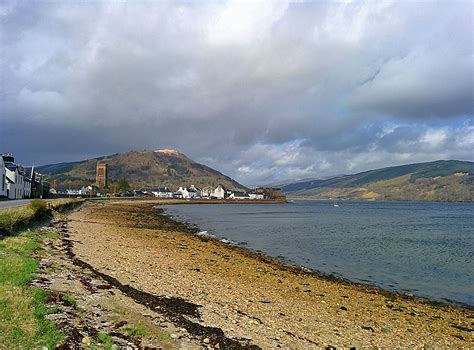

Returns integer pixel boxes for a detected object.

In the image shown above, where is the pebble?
[82,336,91,346]
[203,337,210,344]
[170,333,178,339]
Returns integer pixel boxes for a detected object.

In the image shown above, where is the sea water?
[161,200,474,306]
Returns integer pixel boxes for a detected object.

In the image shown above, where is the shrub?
[28,199,48,214]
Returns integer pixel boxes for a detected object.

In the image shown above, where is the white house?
[176,186,190,198]
[229,191,250,200]
[0,156,6,198]
[187,185,200,198]
[211,185,225,199]
[201,186,213,198]
[249,192,264,200]
[5,164,24,199]
[151,187,173,198]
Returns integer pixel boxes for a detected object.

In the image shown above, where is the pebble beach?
[65,199,472,348]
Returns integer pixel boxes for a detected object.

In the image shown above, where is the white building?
[229,192,250,200]
[249,192,264,200]
[187,185,200,198]
[176,186,190,198]
[201,186,213,198]
[5,164,24,199]
[0,156,6,198]
[211,185,225,199]
[151,187,174,198]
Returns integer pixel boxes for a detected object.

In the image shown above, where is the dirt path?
[62,200,472,348]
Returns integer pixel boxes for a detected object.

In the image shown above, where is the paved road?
[0,199,32,210]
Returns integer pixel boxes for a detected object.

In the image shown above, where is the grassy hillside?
[283,160,474,202]
[38,150,246,191]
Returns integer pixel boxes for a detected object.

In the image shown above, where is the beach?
[63,199,471,348]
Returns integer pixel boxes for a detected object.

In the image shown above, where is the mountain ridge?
[282,160,474,202]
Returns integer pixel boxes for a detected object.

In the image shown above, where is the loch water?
[162,200,474,306]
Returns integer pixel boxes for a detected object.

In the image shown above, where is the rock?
[111,345,119,350]
[170,333,178,339]
[82,336,91,346]
[203,337,210,344]
[361,326,375,332]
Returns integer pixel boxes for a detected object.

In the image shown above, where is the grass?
[61,293,77,308]
[0,230,64,348]
[95,332,115,349]
[0,199,83,236]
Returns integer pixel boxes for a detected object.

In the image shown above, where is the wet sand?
[67,200,472,348]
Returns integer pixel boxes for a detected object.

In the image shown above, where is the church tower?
[96,162,108,188]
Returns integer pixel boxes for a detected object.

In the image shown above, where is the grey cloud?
[1,0,473,185]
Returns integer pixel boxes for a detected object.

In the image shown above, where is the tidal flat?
[65,200,472,348]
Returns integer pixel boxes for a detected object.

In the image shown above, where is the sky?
[1,0,473,186]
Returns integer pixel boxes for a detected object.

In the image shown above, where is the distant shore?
[67,200,472,348]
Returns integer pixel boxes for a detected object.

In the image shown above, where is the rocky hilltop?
[282,160,474,202]
[38,149,246,190]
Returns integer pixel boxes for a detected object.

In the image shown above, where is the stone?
[82,336,91,346]
[203,338,210,344]
[170,333,178,339]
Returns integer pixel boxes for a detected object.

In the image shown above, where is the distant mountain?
[38,149,247,191]
[282,160,474,202]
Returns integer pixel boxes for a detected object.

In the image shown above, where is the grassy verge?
[0,230,64,348]
[0,199,83,236]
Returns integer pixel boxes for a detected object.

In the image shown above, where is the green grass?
[0,230,64,348]
[94,332,115,349]
[124,324,146,337]
[61,294,77,308]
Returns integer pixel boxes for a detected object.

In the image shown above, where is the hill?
[38,149,247,191]
[282,160,474,202]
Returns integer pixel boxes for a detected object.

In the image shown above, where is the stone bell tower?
[96,162,108,188]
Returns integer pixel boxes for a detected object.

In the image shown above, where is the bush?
[28,199,48,214]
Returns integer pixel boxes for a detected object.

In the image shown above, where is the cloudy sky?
[1,0,473,185]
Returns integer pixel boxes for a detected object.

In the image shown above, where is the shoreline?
[66,200,472,348]
[157,204,473,310]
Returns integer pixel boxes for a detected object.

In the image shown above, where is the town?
[0,153,285,201]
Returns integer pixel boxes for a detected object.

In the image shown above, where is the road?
[0,199,32,210]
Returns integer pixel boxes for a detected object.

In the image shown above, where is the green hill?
[282,160,474,202]
[38,149,247,191]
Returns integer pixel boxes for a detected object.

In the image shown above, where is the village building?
[0,156,6,198]
[211,185,225,199]
[2,154,25,199]
[249,192,264,200]
[200,186,213,198]
[175,186,200,199]
[80,185,99,197]
[25,166,48,198]
[24,176,31,198]
[229,191,250,200]
[96,162,108,188]
[150,187,174,198]
[255,187,286,200]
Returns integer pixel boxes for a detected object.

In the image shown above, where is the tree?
[117,178,130,193]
